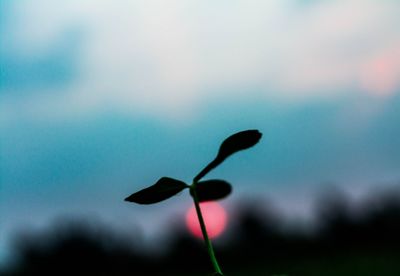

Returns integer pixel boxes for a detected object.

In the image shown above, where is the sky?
[1,0,400,265]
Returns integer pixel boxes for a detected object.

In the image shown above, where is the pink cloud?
[360,43,400,97]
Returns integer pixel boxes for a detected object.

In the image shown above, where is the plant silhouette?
[125,129,262,275]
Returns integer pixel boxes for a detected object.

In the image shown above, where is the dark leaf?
[191,180,232,202]
[194,130,262,182]
[125,177,188,204]
[216,129,262,161]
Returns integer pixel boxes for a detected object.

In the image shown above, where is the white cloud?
[1,0,400,120]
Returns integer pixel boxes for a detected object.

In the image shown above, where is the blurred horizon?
[1,0,400,268]
[2,186,400,275]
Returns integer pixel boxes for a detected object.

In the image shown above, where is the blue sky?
[1,0,400,265]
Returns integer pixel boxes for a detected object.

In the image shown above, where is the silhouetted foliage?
[124,129,262,275]
[192,180,232,202]
[125,177,188,204]
[194,130,262,182]
[2,187,400,276]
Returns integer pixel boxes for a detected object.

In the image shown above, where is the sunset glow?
[186,202,227,239]
[361,46,400,97]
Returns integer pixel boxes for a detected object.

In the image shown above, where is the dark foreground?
[2,188,400,276]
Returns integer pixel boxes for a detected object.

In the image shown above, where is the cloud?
[1,0,400,121]
[0,31,81,91]
[359,42,400,96]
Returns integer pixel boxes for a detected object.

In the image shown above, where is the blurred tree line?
[2,187,400,276]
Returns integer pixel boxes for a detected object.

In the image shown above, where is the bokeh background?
[1,0,400,274]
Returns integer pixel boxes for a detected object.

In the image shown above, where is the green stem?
[190,184,224,276]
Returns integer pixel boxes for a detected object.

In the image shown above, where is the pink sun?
[186,202,228,239]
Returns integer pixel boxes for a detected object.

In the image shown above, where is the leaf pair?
[125,177,231,204]
[125,129,262,205]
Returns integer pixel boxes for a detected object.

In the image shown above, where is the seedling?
[125,129,262,275]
